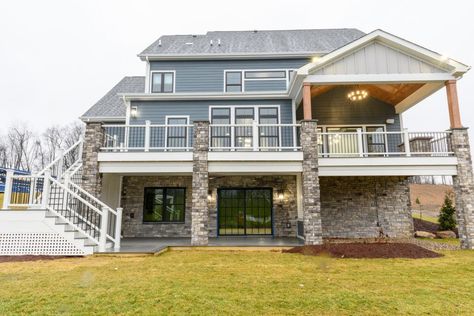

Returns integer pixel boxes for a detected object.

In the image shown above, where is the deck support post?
[303,83,312,120]
[446,80,463,129]
[191,121,209,246]
[2,170,14,209]
[450,128,474,249]
[299,120,323,245]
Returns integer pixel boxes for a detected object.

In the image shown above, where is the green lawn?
[1,249,474,315]
[412,212,439,224]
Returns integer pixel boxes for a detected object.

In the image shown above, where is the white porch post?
[114,207,123,250]
[41,170,51,209]
[99,206,109,252]
[2,170,14,209]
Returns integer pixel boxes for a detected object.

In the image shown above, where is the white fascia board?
[99,161,193,174]
[208,151,303,162]
[319,156,458,167]
[300,29,470,77]
[303,73,454,85]
[80,116,126,123]
[98,152,193,162]
[319,165,457,176]
[121,92,291,101]
[395,82,445,114]
[138,52,321,61]
[208,161,303,174]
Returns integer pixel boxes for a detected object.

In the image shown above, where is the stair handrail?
[37,138,83,177]
[67,181,117,216]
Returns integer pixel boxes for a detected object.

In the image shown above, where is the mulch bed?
[283,243,442,259]
[0,256,77,263]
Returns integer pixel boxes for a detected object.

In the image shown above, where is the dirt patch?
[413,218,439,233]
[0,256,78,263]
[410,184,453,214]
[283,243,442,259]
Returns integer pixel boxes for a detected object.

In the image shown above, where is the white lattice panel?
[0,233,85,256]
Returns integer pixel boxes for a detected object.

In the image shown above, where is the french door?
[218,188,273,236]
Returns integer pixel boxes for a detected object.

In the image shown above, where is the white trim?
[164,115,190,149]
[144,59,150,93]
[98,152,193,162]
[394,82,445,113]
[80,116,126,123]
[99,161,193,174]
[223,68,293,93]
[303,73,454,84]
[139,52,324,61]
[208,161,303,174]
[150,70,176,93]
[121,92,291,101]
[208,151,302,161]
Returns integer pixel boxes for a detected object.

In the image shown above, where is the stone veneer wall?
[120,175,298,238]
[208,176,298,237]
[120,176,192,237]
[81,123,104,196]
[451,128,474,249]
[319,176,413,238]
[300,120,323,245]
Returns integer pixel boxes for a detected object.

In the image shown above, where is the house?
[1,29,473,255]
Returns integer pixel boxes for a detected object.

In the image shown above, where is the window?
[244,71,286,79]
[211,108,231,147]
[143,188,185,223]
[166,116,188,148]
[225,72,242,92]
[151,72,174,93]
[235,108,254,148]
[258,107,279,147]
[365,126,386,154]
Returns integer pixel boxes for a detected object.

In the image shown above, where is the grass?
[419,237,460,246]
[1,249,474,315]
[412,212,439,224]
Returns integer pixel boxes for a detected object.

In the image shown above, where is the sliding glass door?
[218,189,273,236]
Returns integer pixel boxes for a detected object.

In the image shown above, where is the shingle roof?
[81,76,145,119]
[139,29,365,57]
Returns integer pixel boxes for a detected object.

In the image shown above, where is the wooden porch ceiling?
[310,83,425,106]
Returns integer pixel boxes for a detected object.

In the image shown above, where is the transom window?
[151,72,174,93]
[143,187,185,223]
[244,71,286,79]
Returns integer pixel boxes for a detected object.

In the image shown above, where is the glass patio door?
[218,189,273,236]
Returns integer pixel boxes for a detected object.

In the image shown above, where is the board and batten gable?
[296,86,401,151]
[313,41,446,75]
[149,59,309,93]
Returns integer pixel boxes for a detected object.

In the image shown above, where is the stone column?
[82,122,104,197]
[191,121,209,246]
[299,120,323,245]
[451,128,474,249]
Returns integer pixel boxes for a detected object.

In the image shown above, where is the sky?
[0,0,473,142]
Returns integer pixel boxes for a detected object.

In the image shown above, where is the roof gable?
[300,29,469,78]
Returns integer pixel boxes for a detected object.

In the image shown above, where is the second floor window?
[225,72,242,92]
[152,72,174,93]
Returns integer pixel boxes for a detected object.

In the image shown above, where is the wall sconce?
[386,118,395,124]
[207,189,213,202]
[278,189,284,203]
[130,106,138,118]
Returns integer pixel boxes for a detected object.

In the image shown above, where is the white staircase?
[1,139,121,255]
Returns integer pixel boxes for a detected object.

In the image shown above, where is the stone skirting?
[319,176,413,238]
[81,123,104,197]
[451,128,474,249]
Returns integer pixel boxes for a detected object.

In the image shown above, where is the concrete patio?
[105,237,303,253]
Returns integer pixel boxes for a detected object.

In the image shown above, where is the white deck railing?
[102,123,194,152]
[318,129,453,157]
[209,123,301,151]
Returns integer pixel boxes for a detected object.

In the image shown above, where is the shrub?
[438,194,456,231]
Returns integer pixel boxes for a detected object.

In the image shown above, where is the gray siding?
[296,86,401,151]
[150,59,308,93]
[130,99,294,125]
[244,80,287,92]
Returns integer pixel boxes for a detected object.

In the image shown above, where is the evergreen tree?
[438,194,456,231]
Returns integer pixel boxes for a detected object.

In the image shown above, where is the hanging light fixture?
[347,89,368,101]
